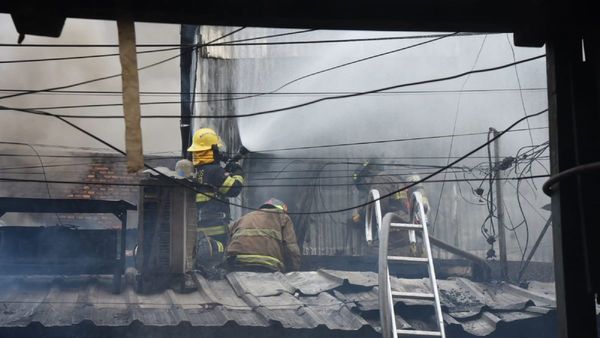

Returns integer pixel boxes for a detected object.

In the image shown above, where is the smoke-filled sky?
[232,31,547,158]
[211,28,549,261]
[0,14,182,153]
[0,18,551,260]
[0,17,547,158]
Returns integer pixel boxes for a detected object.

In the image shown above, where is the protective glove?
[224,162,243,175]
[352,213,362,223]
[175,159,193,178]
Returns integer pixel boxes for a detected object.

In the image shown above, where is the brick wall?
[1,148,186,230]
[57,155,177,229]
[0,150,178,228]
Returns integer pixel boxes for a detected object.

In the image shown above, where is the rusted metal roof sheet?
[0,270,559,336]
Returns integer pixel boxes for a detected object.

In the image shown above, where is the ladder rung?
[388,256,429,263]
[391,291,435,300]
[391,222,423,230]
[396,329,442,336]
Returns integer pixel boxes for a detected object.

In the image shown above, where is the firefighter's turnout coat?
[226,208,301,272]
[194,162,244,240]
[360,173,412,218]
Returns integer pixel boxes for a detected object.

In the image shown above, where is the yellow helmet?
[187,128,222,152]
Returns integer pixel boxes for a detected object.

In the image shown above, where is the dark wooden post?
[546,31,600,338]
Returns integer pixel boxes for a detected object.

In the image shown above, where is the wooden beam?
[546,32,599,338]
[1,0,543,36]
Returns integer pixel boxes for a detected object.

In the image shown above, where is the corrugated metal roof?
[0,270,559,336]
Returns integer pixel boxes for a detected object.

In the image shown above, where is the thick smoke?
[0,18,553,263]
[218,29,550,262]
[0,16,182,228]
[0,15,182,153]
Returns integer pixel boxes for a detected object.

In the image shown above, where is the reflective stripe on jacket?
[198,225,228,237]
[193,162,244,230]
[233,254,283,271]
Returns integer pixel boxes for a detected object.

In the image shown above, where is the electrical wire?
[0,141,64,225]
[203,27,247,44]
[0,156,472,177]
[0,146,549,176]
[0,162,483,177]
[0,111,548,155]
[0,87,548,97]
[0,153,483,166]
[515,167,531,274]
[432,34,487,233]
[13,92,549,111]
[0,27,247,102]
[0,52,181,101]
[250,169,471,181]
[0,152,550,161]
[502,198,525,256]
[0,142,111,151]
[221,28,317,44]
[0,27,314,65]
[506,33,535,147]
[0,143,51,200]
[0,32,490,49]
[143,31,460,107]
[513,141,550,193]
[253,127,547,153]
[450,169,486,206]
[204,32,489,46]
[0,46,181,64]
[0,54,546,118]
[472,138,550,265]
[0,174,550,188]
[269,32,459,95]
[0,104,549,214]
[506,181,548,221]
[2,32,458,110]
[485,129,496,241]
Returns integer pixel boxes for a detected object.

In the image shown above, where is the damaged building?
[1,28,566,338]
[1,1,600,338]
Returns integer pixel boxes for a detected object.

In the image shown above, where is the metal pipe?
[492,127,508,280]
[429,235,492,281]
[179,25,199,158]
[518,218,552,281]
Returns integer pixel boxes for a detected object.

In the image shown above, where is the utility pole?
[180,25,200,158]
[491,127,508,280]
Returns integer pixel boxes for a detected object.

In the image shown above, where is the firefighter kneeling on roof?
[225,198,301,272]
[187,128,244,271]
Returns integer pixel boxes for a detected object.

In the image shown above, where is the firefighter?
[351,161,430,256]
[225,198,301,272]
[351,161,430,224]
[187,128,244,258]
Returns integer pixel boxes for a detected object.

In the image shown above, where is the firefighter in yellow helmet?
[225,198,301,272]
[187,128,245,264]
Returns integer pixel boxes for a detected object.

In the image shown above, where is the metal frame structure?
[0,197,136,293]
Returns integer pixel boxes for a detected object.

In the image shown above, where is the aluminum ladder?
[365,189,446,338]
